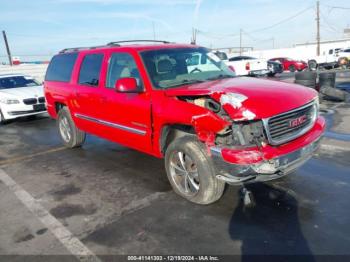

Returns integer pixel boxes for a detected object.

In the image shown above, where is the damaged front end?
[178,92,325,185]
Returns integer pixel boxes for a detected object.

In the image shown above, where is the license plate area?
[33,104,46,111]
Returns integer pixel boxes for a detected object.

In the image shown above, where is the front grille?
[264,101,317,145]
[23,98,37,105]
[38,97,45,103]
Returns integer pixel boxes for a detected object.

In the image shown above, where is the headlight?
[0,99,20,104]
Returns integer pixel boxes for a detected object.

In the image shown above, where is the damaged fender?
[191,111,230,145]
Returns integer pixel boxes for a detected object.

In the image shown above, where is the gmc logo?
[289,115,307,128]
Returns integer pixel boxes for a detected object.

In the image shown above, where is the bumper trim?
[211,137,321,185]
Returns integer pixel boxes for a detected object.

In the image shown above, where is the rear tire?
[57,107,86,148]
[164,136,225,205]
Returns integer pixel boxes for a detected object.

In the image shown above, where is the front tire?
[164,136,225,205]
[289,65,296,72]
[0,110,7,125]
[57,107,86,148]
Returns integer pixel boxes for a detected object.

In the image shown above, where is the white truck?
[308,48,349,70]
[224,55,269,76]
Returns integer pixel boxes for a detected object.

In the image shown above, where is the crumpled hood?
[164,77,317,120]
[0,85,44,100]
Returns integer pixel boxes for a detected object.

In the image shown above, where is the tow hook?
[241,187,256,208]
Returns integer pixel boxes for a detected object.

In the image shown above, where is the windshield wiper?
[164,79,205,89]
[206,74,235,81]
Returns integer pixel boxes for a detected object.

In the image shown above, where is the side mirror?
[115,77,141,93]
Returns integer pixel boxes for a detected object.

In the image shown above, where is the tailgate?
[249,59,267,71]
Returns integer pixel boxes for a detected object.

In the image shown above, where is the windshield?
[140,47,235,89]
[0,76,41,89]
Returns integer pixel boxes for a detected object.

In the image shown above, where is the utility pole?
[2,30,12,66]
[272,37,275,49]
[191,27,197,44]
[239,29,242,55]
[152,22,156,40]
[316,0,320,56]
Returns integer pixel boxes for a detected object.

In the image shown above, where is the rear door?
[98,51,152,153]
[71,52,106,135]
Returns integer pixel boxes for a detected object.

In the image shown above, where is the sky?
[0,0,350,61]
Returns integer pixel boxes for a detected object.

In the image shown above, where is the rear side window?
[45,53,78,82]
[78,54,104,86]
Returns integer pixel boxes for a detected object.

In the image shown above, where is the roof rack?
[59,45,106,53]
[59,40,172,53]
[107,40,171,46]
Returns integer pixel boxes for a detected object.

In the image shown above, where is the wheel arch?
[55,102,67,114]
[160,124,196,155]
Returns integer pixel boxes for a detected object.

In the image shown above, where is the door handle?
[100,96,108,102]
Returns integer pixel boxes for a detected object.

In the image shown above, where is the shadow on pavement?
[229,183,315,262]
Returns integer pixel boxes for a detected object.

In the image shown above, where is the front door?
[99,51,153,153]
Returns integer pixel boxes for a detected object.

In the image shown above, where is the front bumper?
[1,103,47,120]
[210,116,325,185]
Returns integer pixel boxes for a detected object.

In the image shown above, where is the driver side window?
[106,53,141,88]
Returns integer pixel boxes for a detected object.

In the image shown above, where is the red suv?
[269,57,308,72]
[44,41,325,204]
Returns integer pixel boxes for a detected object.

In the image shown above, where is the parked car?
[0,74,46,124]
[307,48,344,70]
[267,60,283,77]
[225,56,269,76]
[269,57,307,72]
[45,41,325,205]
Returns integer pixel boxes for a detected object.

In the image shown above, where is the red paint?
[115,77,138,92]
[220,117,325,165]
[269,57,308,71]
[45,43,324,162]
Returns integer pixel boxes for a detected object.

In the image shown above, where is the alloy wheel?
[169,151,200,196]
[59,116,72,143]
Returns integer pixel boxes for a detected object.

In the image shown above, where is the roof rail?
[107,40,171,46]
[59,45,106,53]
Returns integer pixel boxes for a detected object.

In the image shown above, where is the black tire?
[319,72,336,89]
[294,71,317,89]
[164,136,225,205]
[267,72,276,77]
[295,71,317,81]
[57,107,86,148]
[320,87,346,102]
[0,109,7,125]
[289,65,296,72]
[294,80,317,89]
[308,60,317,70]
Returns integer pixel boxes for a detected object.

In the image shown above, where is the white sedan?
[0,74,46,124]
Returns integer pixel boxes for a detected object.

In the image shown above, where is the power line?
[196,5,313,40]
[249,6,313,33]
[325,5,350,10]
[319,10,342,33]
